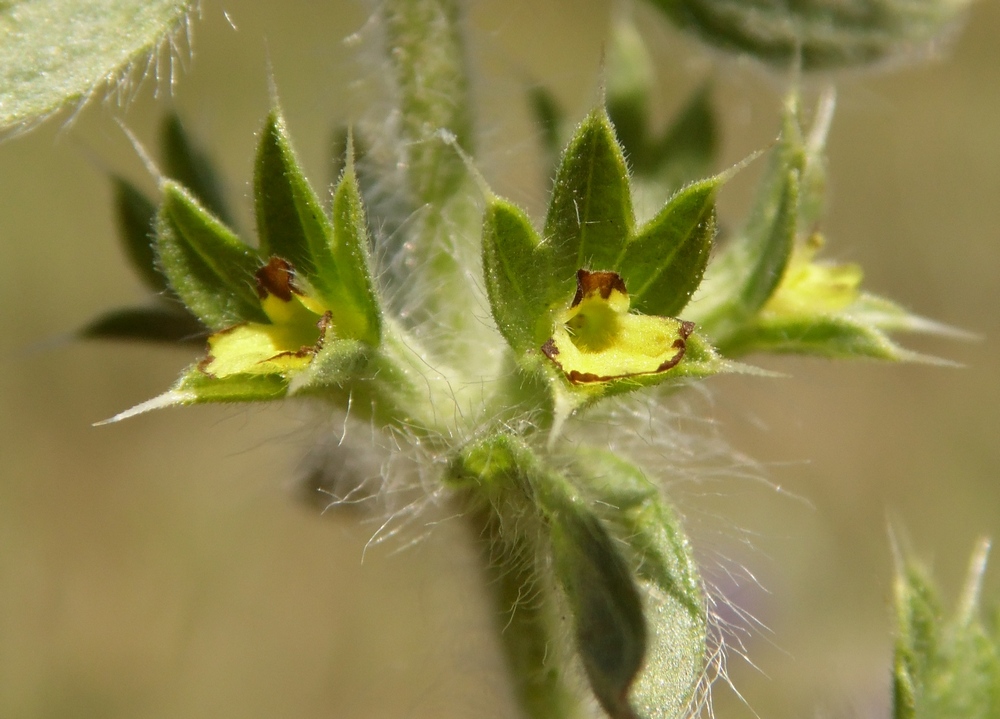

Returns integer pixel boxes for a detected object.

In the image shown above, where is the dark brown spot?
[654,344,686,373]
[571,373,603,384]
[315,311,334,351]
[541,337,560,358]
[572,269,629,307]
[255,256,299,301]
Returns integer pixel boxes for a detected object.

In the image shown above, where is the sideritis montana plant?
[3,0,996,717]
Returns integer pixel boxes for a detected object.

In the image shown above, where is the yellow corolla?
[763,233,862,316]
[201,257,331,378]
[542,269,694,384]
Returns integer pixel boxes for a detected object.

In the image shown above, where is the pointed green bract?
[693,127,801,343]
[329,165,382,345]
[255,109,329,282]
[254,110,380,346]
[893,543,1000,719]
[736,163,800,316]
[481,198,551,353]
[723,314,920,361]
[161,113,233,226]
[618,177,719,317]
[112,176,164,293]
[545,109,634,280]
[156,181,266,329]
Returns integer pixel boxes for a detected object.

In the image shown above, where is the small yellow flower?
[201,257,331,378]
[542,269,694,384]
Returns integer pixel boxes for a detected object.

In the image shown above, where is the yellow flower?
[543,269,694,384]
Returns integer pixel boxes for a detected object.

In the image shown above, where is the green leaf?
[329,163,383,344]
[81,305,204,344]
[693,111,802,343]
[617,176,719,317]
[545,108,634,283]
[481,197,552,353]
[255,109,329,281]
[642,0,973,71]
[548,496,647,719]
[156,180,266,330]
[0,0,193,132]
[112,176,164,293]
[161,113,233,226]
[721,312,934,362]
[735,163,800,316]
[461,436,648,719]
[894,560,939,719]
[574,449,705,719]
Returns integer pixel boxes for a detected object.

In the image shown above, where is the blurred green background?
[1,1,998,717]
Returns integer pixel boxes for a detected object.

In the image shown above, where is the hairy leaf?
[156,181,266,329]
[643,0,973,71]
[545,108,634,281]
[481,197,552,353]
[575,449,705,719]
[617,176,719,317]
[0,0,193,132]
[549,498,647,719]
[893,541,1000,719]
[328,163,382,344]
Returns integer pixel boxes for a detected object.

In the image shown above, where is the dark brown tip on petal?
[678,320,696,339]
[255,256,298,301]
[573,269,629,306]
[656,341,687,373]
[567,369,603,384]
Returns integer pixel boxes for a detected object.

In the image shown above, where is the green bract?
[893,541,1000,719]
